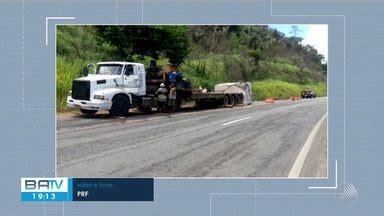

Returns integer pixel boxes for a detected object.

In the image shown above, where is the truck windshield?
[97,64,123,75]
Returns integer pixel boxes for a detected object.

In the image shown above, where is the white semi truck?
[67,61,251,116]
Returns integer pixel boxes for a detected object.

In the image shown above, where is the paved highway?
[57,97,327,177]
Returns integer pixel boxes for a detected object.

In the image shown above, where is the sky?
[268,24,328,62]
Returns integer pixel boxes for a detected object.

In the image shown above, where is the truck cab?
[67,62,147,116]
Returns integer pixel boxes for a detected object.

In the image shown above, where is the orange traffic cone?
[265,97,275,104]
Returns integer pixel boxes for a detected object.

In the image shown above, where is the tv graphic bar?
[21,178,154,202]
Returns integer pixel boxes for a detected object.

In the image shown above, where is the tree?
[290,25,302,37]
[57,26,118,61]
[95,26,190,64]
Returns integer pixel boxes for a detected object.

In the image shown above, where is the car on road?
[301,90,316,99]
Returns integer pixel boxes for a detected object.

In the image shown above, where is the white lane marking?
[288,113,327,178]
[221,116,252,126]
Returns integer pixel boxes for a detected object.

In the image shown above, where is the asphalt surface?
[57,97,327,177]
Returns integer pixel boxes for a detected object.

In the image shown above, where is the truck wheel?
[80,109,97,115]
[109,95,130,116]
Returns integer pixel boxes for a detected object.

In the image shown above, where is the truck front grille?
[72,80,90,100]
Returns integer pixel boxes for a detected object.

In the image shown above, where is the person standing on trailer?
[168,65,178,85]
[155,83,168,112]
[147,59,161,78]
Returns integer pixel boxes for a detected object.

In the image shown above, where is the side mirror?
[86,63,96,75]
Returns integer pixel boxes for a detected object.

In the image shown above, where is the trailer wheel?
[80,109,97,115]
[196,100,207,109]
[236,94,244,104]
[228,94,235,107]
[109,95,130,116]
[223,95,229,107]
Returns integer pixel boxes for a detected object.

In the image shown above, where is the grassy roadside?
[56,57,88,112]
[252,79,327,101]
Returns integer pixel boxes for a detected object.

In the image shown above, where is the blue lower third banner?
[72,178,154,201]
[21,178,154,202]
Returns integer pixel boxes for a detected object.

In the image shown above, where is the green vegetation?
[252,80,326,101]
[56,25,327,111]
[95,26,190,64]
[57,26,118,61]
[56,58,87,110]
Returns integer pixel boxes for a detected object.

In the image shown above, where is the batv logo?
[25,180,63,190]
[21,178,68,192]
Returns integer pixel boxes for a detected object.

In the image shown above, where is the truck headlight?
[93,95,105,100]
